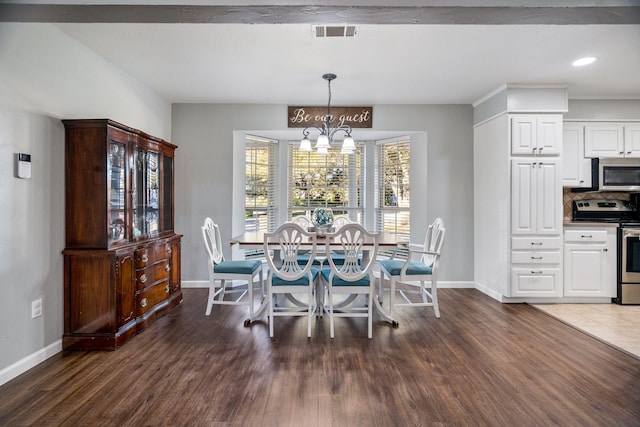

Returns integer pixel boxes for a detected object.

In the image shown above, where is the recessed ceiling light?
[572,57,598,67]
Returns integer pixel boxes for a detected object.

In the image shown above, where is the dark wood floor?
[2,288,640,426]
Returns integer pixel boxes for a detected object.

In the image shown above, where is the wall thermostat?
[17,153,32,179]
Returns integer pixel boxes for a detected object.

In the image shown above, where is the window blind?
[375,138,411,239]
[245,136,278,233]
[288,144,364,224]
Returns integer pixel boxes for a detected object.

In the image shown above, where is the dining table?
[230,229,409,326]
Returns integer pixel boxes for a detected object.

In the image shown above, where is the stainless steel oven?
[619,227,640,304]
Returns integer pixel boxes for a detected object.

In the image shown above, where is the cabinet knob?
[539,147,543,152]
[165,264,171,272]
[165,284,170,294]
[620,151,625,155]
[627,151,632,155]
[139,273,148,284]
[531,242,543,246]
[141,254,149,263]
[531,270,543,274]
[579,180,584,183]
[531,256,543,260]
[141,298,148,308]
[581,235,593,238]
[167,247,172,254]
[603,248,608,252]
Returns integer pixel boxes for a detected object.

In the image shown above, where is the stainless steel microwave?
[600,158,640,191]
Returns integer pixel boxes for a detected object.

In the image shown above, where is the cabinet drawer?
[511,236,562,250]
[511,251,561,264]
[136,262,171,290]
[135,248,154,268]
[136,266,154,290]
[137,280,170,317]
[564,229,608,243]
[155,242,173,261]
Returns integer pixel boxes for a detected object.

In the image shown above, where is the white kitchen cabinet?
[511,268,562,297]
[511,158,562,235]
[563,227,616,297]
[584,123,640,158]
[511,114,562,156]
[511,236,563,297]
[562,124,592,188]
[625,125,640,155]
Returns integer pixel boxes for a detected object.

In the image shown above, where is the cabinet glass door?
[108,141,127,243]
[162,156,173,231]
[133,148,160,238]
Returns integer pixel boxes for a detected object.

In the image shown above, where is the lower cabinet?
[563,227,616,297]
[510,236,563,297]
[63,234,182,350]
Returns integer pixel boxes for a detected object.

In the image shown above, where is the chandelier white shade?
[300,73,356,154]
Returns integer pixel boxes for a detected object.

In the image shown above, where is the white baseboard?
[182,280,210,289]
[474,283,506,302]
[0,339,62,387]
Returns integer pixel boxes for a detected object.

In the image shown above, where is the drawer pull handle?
[141,298,148,308]
[165,264,171,272]
[141,254,149,263]
[139,274,148,284]
[531,256,543,260]
[581,235,593,238]
[165,284,171,294]
[167,247,172,254]
[531,270,543,274]
[603,248,608,252]
[531,242,543,246]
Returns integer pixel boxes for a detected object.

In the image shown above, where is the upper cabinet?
[511,114,562,156]
[562,124,592,188]
[585,123,640,158]
[64,119,177,249]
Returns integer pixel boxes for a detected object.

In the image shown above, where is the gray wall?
[0,23,171,382]
[172,103,474,285]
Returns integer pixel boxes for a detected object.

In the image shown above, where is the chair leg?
[307,285,313,338]
[269,286,275,338]
[431,279,440,318]
[205,281,216,316]
[367,291,373,339]
[329,286,335,339]
[389,278,396,320]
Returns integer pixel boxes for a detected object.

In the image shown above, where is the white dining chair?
[263,222,320,338]
[201,217,264,326]
[378,217,445,320]
[321,223,379,339]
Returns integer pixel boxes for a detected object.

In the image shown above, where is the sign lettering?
[288,106,373,129]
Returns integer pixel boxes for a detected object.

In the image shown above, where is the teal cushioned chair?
[202,217,264,326]
[379,218,445,320]
[263,222,320,338]
[320,223,379,339]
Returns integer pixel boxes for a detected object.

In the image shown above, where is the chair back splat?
[201,217,264,326]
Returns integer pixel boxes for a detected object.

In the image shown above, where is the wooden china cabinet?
[62,119,182,350]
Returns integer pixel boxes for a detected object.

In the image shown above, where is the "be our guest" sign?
[288,106,373,129]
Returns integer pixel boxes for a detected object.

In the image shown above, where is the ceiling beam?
[1,5,639,24]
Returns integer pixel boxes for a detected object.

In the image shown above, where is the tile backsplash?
[563,189,631,220]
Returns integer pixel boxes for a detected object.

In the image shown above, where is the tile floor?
[533,303,640,359]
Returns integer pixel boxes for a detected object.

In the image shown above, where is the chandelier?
[299,73,356,154]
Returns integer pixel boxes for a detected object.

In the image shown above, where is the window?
[288,144,364,223]
[375,138,410,237]
[245,136,278,233]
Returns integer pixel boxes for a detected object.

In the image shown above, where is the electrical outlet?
[31,298,42,319]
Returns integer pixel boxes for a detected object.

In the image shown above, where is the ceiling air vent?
[313,25,358,38]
